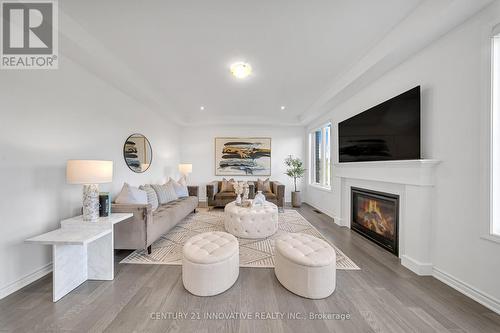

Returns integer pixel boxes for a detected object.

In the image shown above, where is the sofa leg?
[147,245,152,254]
[193,208,197,214]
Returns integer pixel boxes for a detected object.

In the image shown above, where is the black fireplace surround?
[351,187,399,256]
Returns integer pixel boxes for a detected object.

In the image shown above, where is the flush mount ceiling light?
[280,106,286,110]
[230,62,252,79]
[200,106,205,111]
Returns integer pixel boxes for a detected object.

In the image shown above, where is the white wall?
[0,56,181,298]
[0,58,306,299]
[179,125,304,202]
[305,2,500,309]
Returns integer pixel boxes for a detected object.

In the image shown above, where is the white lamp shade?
[178,163,193,174]
[66,160,113,184]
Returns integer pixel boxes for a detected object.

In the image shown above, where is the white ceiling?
[59,0,492,126]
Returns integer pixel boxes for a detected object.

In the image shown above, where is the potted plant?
[285,155,306,207]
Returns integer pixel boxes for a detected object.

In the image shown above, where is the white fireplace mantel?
[332,159,441,276]
[333,159,441,186]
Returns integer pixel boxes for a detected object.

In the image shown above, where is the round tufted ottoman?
[224,201,278,239]
[274,233,336,299]
[182,231,239,296]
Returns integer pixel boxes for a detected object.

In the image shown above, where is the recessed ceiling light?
[200,106,205,111]
[280,106,286,110]
[230,62,252,79]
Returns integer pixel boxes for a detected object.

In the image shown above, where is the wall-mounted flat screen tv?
[338,86,421,163]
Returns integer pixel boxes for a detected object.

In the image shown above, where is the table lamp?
[178,163,192,180]
[66,160,113,221]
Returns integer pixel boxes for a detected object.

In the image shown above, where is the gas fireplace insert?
[351,187,399,256]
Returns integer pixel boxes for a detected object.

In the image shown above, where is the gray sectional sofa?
[112,186,199,254]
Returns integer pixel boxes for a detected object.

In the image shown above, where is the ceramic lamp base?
[83,184,99,221]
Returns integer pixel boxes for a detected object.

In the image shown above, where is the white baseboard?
[303,201,337,221]
[400,255,433,276]
[0,263,52,300]
[333,217,347,227]
[433,267,500,315]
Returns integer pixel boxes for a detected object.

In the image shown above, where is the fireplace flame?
[359,199,394,237]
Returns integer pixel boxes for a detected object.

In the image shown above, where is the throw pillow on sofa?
[221,178,236,192]
[115,183,148,204]
[257,178,272,193]
[139,184,159,211]
[170,177,189,197]
[151,183,178,204]
[165,179,180,201]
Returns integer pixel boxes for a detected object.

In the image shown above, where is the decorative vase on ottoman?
[242,182,249,200]
[233,181,246,206]
[253,191,266,206]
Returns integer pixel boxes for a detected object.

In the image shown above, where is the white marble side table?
[26,213,132,302]
[60,213,133,228]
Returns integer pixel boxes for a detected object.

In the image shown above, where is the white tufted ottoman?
[274,233,336,299]
[224,201,278,239]
[182,231,239,296]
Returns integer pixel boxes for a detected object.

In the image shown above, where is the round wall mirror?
[123,133,153,173]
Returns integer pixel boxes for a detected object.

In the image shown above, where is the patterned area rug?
[120,209,360,270]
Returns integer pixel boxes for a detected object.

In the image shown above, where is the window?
[492,32,500,236]
[309,123,331,189]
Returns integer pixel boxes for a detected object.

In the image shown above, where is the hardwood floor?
[1,204,499,332]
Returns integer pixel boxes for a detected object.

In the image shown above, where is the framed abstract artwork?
[215,137,271,176]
